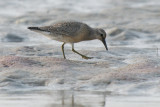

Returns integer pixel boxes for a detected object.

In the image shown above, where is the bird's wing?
[39,22,82,36]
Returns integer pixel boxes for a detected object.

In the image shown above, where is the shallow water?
[1,90,160,107]
[0,90,108,107]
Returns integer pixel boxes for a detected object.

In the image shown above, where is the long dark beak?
[102,38,108,51]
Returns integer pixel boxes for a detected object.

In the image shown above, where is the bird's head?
[94,28,108,51]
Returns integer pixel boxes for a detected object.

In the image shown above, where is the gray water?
[0,90,160,107]
[0,90,108,107]
[1,90,160,107]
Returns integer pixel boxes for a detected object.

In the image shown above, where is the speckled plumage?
[29,22,93,43]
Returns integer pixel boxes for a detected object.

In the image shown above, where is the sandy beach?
[0,0,160,106]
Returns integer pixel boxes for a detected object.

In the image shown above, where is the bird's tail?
[28,27,41,31]
[28,26,50,36]
[28,27,49,33]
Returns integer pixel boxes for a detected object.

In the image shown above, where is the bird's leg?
[72,44,92,59]
[61,43,66,59]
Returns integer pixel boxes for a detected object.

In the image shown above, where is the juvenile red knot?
[28,21,108,59]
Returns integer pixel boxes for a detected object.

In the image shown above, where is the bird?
[28,21,108,59]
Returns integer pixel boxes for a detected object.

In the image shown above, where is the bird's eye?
[100,34,103,37]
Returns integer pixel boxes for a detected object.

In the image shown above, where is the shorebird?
[28,21,108,59]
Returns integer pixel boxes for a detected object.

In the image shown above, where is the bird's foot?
[82,55,93,59]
